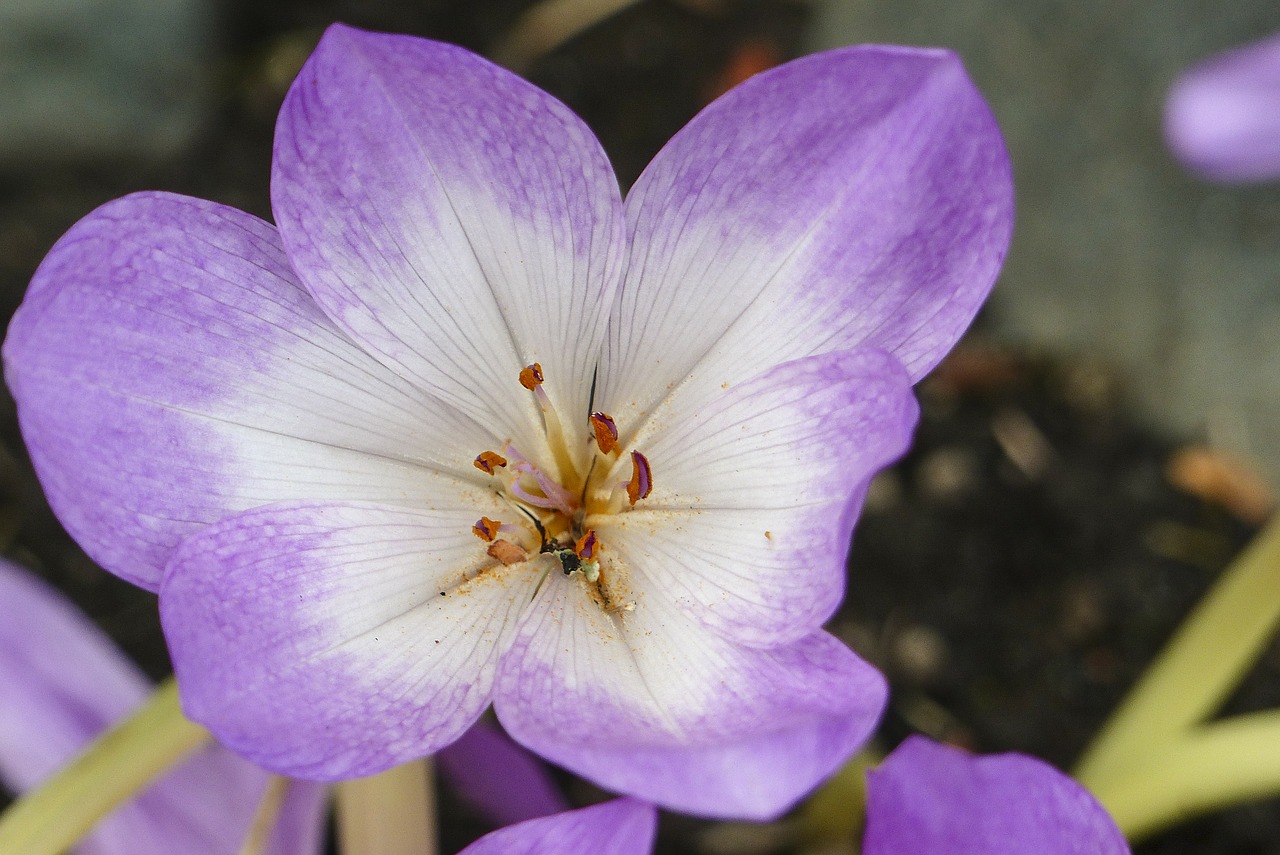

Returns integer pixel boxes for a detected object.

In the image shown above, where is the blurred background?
[2,1,1280,852]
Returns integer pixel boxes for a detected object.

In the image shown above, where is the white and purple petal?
[598,349,917,646]
[3,191,496,590]
[494,574,886,819]
[458,798,656,855]
[273,24,626,470]
[863,736,1130,855]
[161,500,539,779]
[0,558,326,855]
[599,44,1012,431]
[1166,32,1280,182]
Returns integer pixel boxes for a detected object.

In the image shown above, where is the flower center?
[468,364,652,599]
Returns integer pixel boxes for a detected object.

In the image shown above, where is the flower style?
[863,736,1130,854]
[1165,32,1280,182]
[4,25,1012,818]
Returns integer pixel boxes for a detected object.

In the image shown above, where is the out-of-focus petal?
[1166,32,1280,182]
[598,44,1012,432]
[0,559,327,855]
[161,500,539,780]
[458,798,656,855]
[597,349,916,646]
[273,23,625,472]
[3,191,496,591]
[863,736,1130,855]
[495,575,886,820]
[437,720,569,825]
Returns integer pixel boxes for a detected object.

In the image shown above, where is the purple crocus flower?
[4,24,1012,819]
[1165,32,1280,182]
[0,558,328,855]
[864,737,1130,854]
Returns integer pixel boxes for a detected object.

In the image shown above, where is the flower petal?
[160,500,540,780]
[4,191,497,591]
[0,558,327,855]
[598,45,1011,429]
[1165,32,1280,182]
[494,575,886,819]
[437,720,569,826]
[273,24,625,468]
[597,349,917,646]
[458,798,656,855]
[864,736,1130,855]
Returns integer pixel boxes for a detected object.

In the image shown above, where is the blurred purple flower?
[0,558,327,855]
[863,736,1130,854]
[5,24,1012,819]
[1166,32,1280,182]
[454,739,1129,855]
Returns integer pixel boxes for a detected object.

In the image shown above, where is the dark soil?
[1,2,1277,853]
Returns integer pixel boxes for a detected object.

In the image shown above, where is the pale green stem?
[1075,516,1280,786]
[1090,709,1280,842]
[337,758,437,855]
[0,679,210,855]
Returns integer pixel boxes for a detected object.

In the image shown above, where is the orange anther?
[589,412,619,454]
[474,451,508,474]
[574,529,599,561]
[626,451,653,505]
[486,539,528,566]
[472,517,501,542]
[519,363,544,390]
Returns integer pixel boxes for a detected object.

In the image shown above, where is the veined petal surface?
[864,736,1130,855]
[599,45,1012,430]
[0,559,326,855]
[161,501,539,780]
[495,574,886,819]
[458,798,656,855]
[273,24,625,472]
[4,192,496,590]
[597,349,917,646]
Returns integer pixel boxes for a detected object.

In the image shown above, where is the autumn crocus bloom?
[1165,32,1280,182]
[5,25,1012,818]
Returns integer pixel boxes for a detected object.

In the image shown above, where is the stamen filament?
[519,364,579,490]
